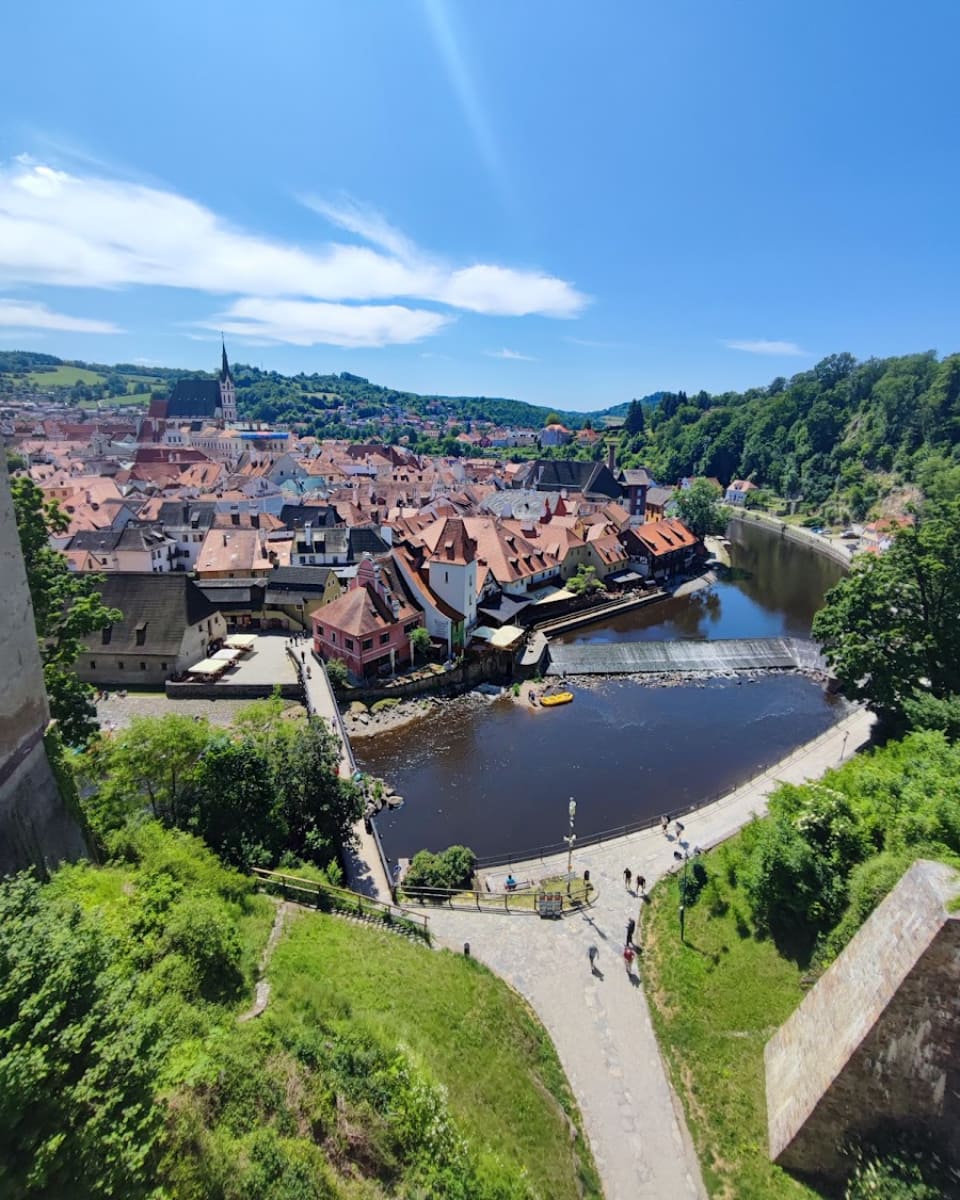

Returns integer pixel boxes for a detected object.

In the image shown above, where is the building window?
[405,621,418,634]
[89,659,96,669]
[345,638,354,651]
[316,627,323,638]
[380,632,390,645]
[140,662,146,670]
[362,638,373,650]
[445,571,449,583]
[161,662,167,670]
[330,632,336,644]
[118,661,124,669]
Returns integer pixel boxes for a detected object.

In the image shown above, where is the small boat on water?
[540,690,574,707]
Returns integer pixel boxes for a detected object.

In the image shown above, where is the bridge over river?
[545,635,825,676]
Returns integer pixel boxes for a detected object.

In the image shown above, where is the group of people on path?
[590,820,695,978]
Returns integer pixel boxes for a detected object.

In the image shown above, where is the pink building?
[312,556,422,680]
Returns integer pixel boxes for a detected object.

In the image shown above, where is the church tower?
[219,339,237,424]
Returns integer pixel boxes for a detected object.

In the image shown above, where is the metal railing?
[474,710,866,870]
[398,876,596,916]
[252,867,430,939]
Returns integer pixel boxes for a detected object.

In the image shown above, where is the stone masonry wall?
[765,860,960,1187]
[0,464,87,875]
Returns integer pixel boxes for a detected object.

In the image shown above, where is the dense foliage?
[403,844,477,892]
[813,477,960,731]
[0,823,596,1199]
[619,350,960,519]
[674,478,726,538]
[9,474,120,746]
[80,698,361,871]
[734,731,960,963]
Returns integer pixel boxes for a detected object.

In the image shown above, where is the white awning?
[211,647,243,662]
[489,624,525,649]
[224,634,256,650]
[186,658,228,676]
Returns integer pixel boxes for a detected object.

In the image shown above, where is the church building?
[148,341,237,424]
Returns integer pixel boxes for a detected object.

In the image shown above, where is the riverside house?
[312,555,423,680]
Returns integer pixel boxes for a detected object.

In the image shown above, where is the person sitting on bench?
[505,874,517,891]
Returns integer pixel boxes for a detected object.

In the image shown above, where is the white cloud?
[0,159,587,347]
[486,347,536,361]
[0,298,120,333]
[723,339,807,356]
[202,297,452,349]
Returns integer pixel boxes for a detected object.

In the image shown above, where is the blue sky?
[0,1,958,410]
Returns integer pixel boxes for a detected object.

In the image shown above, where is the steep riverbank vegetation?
[77,697,361,875]
[620,350,960,524]
[813,472,960,736]
[643,732,960,1198]
[0,822,599,1199]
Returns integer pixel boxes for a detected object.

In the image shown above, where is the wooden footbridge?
[545,636,825,677]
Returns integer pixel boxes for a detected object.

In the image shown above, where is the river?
[357,520,849,862]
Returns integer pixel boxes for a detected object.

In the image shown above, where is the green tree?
[9,475,121,746]
[674,478,726,539]
[0,873,165,1198]
[566,564,604,595]
[410,625,432,662]
[813,501,960,728]
[404,844,477,892]
[324,657,349,690]
[624,399,645,436]
[544,412,562,426]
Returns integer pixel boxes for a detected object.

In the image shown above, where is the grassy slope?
[26,365,105,387]
[642,838,819,1200]
[267,911,601,1200]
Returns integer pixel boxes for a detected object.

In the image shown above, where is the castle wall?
[0,464,88,876]
[765,860,960,1186]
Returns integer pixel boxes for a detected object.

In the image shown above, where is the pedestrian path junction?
[409,707,875,1200]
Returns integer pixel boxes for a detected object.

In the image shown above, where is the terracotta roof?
[427,516,477,565]
[631,518,698,557]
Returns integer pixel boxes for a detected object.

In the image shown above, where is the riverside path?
[300,654,393,904]
[414,706,875,1200]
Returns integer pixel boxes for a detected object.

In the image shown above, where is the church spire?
[220,335,232,383]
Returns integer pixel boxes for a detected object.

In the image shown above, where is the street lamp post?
[675,848,691,943]
[564,798,577,896]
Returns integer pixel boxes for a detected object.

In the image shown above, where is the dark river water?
[358,520,849,862]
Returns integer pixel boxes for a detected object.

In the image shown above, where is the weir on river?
[545,635,825,676]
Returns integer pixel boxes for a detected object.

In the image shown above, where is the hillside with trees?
[620,351,960,523]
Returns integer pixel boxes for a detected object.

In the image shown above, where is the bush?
[325,658,349,691]
[372,697,401,713]
[404,845,477,892]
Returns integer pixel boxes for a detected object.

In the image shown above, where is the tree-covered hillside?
[621,351,960,521]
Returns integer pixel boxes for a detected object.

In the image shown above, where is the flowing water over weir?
[545,636,825,676]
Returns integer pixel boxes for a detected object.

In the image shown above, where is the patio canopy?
[211,647,243,662]
[224,634,256,650]
[186,658,228,677]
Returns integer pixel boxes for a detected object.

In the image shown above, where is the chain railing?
[398,875,596,916]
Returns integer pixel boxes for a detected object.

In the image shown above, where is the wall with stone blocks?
[0,464,87,875]
[765,859,960,1186]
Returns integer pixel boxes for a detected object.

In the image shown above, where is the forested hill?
[620,350,960,521]
[0,350,598,431]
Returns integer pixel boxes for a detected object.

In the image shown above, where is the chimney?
[607,442,616,473]
[304,521,313,548]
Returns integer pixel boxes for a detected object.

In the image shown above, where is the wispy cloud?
[486,347,536,361]
[0,158,586,347]
[0,298,120,333]
[723,338,807,356]
[420,0,505,195]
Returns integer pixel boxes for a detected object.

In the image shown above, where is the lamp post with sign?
[564,798,577,896]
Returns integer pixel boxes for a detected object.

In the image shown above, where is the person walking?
[637,874,646,897]
[674,820,685,838]
[588,944,599,974]
[626,917,636,948]
[660,815,669,835]
[623,867,632,891]
[623,943,636,974]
